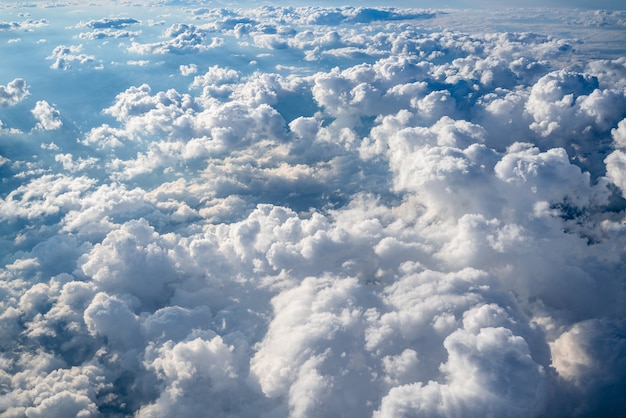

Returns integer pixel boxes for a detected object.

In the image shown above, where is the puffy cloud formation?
[78,28,141,40]
[0,17,47,32]
[47,44,97,70]
[31,100,62,131]
[75,17,142,40]
[1,4,626,418]
[128,23,223,54]
[0,78,28,107]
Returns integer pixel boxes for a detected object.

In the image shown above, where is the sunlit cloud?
[1,2,625,418]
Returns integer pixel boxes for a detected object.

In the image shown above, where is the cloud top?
[0,78,28,107]
[0,4,625,418]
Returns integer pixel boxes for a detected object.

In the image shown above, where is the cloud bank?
[1,4,625,418]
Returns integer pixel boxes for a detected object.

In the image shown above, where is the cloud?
[587,57,626,89]
[1,4,626,418]
[0,18,47,31]
[31,100,62,131]
[77,28,141,40]
[549,318,626,416]
[127,23,222,54]
[6,362,101,418]
[0,78,29,107]
[136,332,256,417]
[376,325,546,417]
[525,69,626,176]
[81,124,132,148]
[79,219,178,309]
[54,153,98,172]
[605,150,626,197]
[0,174,96,222]
[179,63,198,76]
[78,17,140,29]
[0,21,20,30]
[0,119,22,134]
[47,44,97,70]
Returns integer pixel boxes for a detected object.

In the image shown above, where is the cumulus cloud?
[0,18,47,31]
[605,150,626,196]
[1,4,626,418]
[128,23,222,54]
[78,28,141,40]
[179,63,198,76]
[47,44,97,70]
[0,78,29,107]
[31,100,62,130]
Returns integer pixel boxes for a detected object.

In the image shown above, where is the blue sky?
[1,3,626,417]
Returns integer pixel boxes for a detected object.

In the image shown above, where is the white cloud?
[587,57,626,89]
[82,124,133,148]
[127,23,221,54]
[137,333,252,417]
[250,275,374,417]
[525,70,626,141]
[0,18,47,32]
[605,150,626,197]
[376,325,546,418]
[31,100,62,130]
[78,28,141,40]
[54,153,98,172]
[84,292,142,348]
[10,365,101,418]
[191,65,238,87]
[0,78,28,107]
[79,219,178,309]
[1,5,626,418]
[78,17,140,29]
[179,63,198,76]
[0,174,96,222]
[47,44,96,70]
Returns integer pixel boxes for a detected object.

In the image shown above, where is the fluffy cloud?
[1,4,626,418]
[0,78,28,107]
[31,100,62,130]
[80,219,178,308]
[78,28,141,40]
[0,174,96,222]
[612,118,626,148]
[128,23,222,54]
[137,333,254,417]
[47,44,96,70]
[0,18,47,32]
[605,150,626,196]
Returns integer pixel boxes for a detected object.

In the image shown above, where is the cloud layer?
[1,4,626,418]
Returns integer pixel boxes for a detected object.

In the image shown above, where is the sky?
[1,1,626,417]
